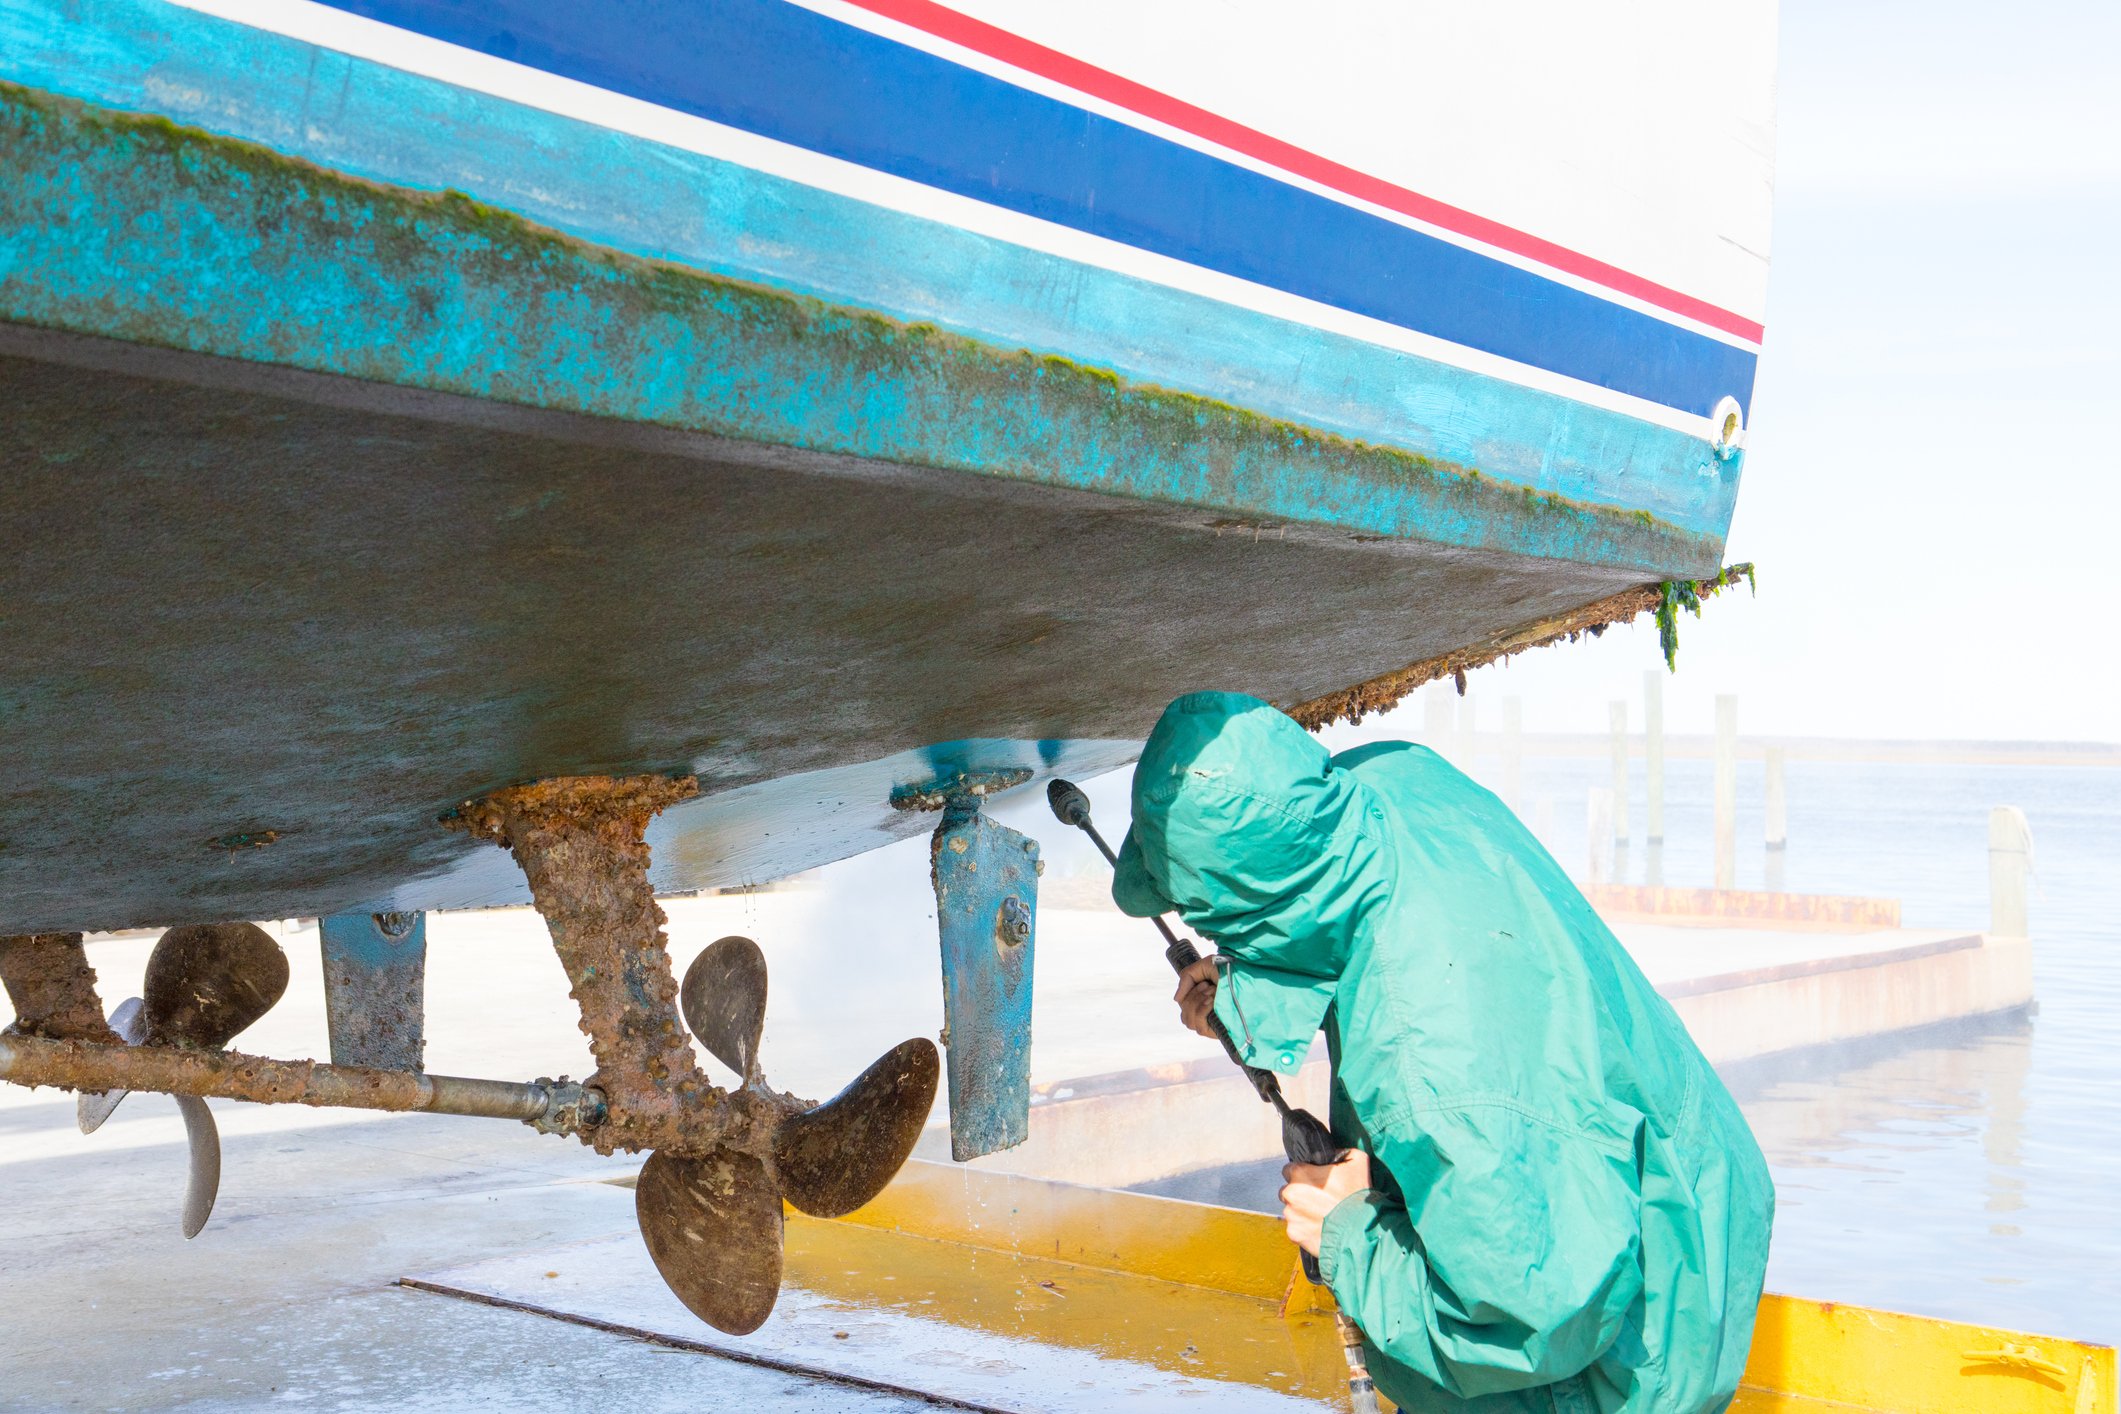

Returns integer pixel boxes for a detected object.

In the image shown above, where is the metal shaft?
[1338,1310,1380,1412]
[0,1032,599,1130]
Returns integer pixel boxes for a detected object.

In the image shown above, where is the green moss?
[1654,562,1756,670]
[2,76,1716,567]
[436,187,520,228]
[1034,351,1121,388]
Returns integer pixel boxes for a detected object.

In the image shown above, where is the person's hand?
[1279,1149,1371,1257]
[1172,957,1219,1039]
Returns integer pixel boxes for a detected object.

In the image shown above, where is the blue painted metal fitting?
[318,911,427,1071]
[927,794,1039,1161]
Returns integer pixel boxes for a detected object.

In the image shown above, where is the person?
[1111,691,1774,1413]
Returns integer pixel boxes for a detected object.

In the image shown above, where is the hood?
[1112,692,1390,981]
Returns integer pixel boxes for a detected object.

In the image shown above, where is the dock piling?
[1587,788,1615,884]
[1989,807,2033,937]
[1643,671,1665,845]
[1609,701,1630,846]
[1424,684,1454,758]
[1502,697,1523,808]
[1714,695,1738,890]
[1765,744,1788,893]
[1764,746,1787,851]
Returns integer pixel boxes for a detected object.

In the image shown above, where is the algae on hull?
[0,78,1718,576]
[1291,563,1758,728]
[1655,562,1756,669]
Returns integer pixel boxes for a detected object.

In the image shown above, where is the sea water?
[1544,753,2119,1346]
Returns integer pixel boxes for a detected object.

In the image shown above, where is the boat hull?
[0,0,1772,928]
[3,317,1652,930]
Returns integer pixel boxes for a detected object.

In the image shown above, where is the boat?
[0,0,1767,931]
[0,0,1814,1358]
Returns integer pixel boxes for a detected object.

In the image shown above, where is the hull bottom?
[0,325,1656,931]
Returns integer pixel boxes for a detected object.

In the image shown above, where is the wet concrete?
[0,1100,937,1412]
[0,896,1281,1410]
[0,904,945,1410]
[411,1222,1323,1413]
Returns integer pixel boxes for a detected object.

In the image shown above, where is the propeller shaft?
[0,1031,605,1132]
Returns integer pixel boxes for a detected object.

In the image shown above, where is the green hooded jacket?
[1113,693,1773,1413]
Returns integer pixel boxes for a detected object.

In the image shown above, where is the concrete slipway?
[3,884,2090,1413]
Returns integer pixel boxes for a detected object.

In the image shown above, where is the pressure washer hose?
[1047,780,1380,1414]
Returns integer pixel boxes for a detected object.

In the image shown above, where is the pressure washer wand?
[1049,785,1302,1113]
[1047,778,1379,1414]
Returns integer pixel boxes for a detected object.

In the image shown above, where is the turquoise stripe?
[0,0,1742,540]
[362,739,1144,911]
[1,78,1717,575]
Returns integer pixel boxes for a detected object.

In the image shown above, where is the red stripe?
[836,0,1766,345]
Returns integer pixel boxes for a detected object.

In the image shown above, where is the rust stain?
[0,1031,425,1107]
[205,829,281,851]
[0,933,120,1043]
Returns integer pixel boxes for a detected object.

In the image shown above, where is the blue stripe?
[0,0,1743,536]
[314,0,1756,418]
[2,73,1722,573]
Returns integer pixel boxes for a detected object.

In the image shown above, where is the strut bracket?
[923,790,1039,1161]
[320,910,427,1071]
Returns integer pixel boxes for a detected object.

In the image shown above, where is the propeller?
[681,934,768,1084]
[635,936,938,1335]
[76,996,143,1134]
[76,923,290,1238]
[141,923,290,1049]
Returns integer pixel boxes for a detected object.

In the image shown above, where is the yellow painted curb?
[815,1161,2115,1412]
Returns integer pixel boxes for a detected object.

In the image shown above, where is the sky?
[1440,0,2121,744]
[66,1,2100,746]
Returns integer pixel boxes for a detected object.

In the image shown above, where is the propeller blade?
[176,1094,221,1239]
[680,936,768,1084]
[142,923,289,1049]
[775,1038,939,1219]
[635,1147,784,1335]
[77,996,144,1134]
